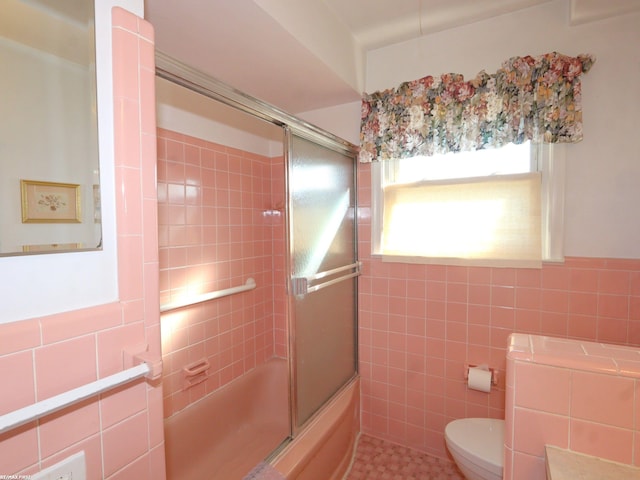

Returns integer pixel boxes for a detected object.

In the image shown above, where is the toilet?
[445,418,505,480]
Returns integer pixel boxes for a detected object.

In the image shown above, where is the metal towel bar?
[291,262,361,295]
[306,271,360,293]
[304,262,361,282]
[0,362,151,435]
[160,277,256,313]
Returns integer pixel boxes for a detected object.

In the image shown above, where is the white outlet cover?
[31,451,86,480]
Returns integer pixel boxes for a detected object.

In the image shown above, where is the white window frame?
[370,143,565,267]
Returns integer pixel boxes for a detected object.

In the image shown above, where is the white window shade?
[381,172,542,267]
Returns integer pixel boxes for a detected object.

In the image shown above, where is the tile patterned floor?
[345,434,465,480]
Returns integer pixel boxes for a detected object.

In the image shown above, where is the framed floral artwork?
[20,179,81,223]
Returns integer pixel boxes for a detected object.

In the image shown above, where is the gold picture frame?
[21,179,81,223]
[22,243,82,253]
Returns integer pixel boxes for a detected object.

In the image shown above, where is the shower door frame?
[284,127,360,435]
[155,52,360,441]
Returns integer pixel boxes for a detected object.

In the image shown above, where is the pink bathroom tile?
[406,279,426,299]
[567,314,597,340]
[568,292,598,316]
[468,284,490,306]
[166,161,186,186]
[118,236,145,300]
[571,371,634,428]
[120,298,144,324]
[542,266,570,290]
[514,308,541,334]
[0,319,40,355]
[143,198,160,260]
[513,408,569,457]
[446,301,466,323]
[113,98,142,168]
[515,268,541,288]
[631,273,640,298]
[468,266,491,284]
[533,352,617,374]
[598,318,630,345]
[446,265,468,283]
[570,419,634,464]
[530,335,584,356]
[140,71,157,137]
[102,412,149,477]
[107,454,150,480]
[468,304,491,326]
[597,294,629,319]
[111,28,139,101]
[0,351,35,415]
[39,434,103,480]
[491,268,516,286]
[514,363,570,415]
[515,287,540,310]
[615,359,640,379]
[389,263,410,280]
[539,311,568,337]
[507,333,532,354]
[101,381,147,429]
[493,286,515,308]
[468,324,491,346]
[112,6,138,32]
[140,130,158,188]
[489,327,512,349]
[512,452,546,480]
[35,335,97,399]
[491,306,515,330]
[40,303,122,344]
[427,300,446,321]
[581,341,640,361]
[540,289,569,313]
[569,267,599,292]
[599,269,631,295]
[39,400,100,458]
[97,322,146,377]
[605,259,640,272]
[630,298,640,321]
[0,423,38,474]
[426,265,447,282]
[565,257,607,269]
[406,316,426,337]
[426,280,447,301]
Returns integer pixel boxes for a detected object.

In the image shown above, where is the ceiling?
[144,0,638,115]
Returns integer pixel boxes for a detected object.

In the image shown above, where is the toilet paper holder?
[464,364,499,386]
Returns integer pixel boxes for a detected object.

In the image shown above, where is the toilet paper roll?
[467,367,492,393]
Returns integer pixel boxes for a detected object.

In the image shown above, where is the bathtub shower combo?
[157,53,360,479]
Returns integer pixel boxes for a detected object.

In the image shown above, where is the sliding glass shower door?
[287,131,358,430]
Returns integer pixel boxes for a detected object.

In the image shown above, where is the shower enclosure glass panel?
[288,133,358,429]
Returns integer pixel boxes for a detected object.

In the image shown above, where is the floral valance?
[359,52,595,163]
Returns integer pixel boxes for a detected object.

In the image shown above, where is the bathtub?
[164,358,289,479]
[164,357,360,480]
[271,375,360,480]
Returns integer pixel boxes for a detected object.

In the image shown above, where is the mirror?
[0,0,101,256]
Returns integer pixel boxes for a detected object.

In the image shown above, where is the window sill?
[372,253,552,269]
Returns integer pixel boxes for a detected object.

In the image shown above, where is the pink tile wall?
[0,8,164,480]
[157,128,286,417]
[506,334,640,479]
[356,162,640,459]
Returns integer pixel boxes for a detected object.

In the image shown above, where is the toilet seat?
[445,418,504,478]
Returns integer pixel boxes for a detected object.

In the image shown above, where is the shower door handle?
[290,262,362,295]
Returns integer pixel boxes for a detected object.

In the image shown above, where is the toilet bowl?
[445,418,504,480]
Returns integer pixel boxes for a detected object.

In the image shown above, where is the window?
[371,142,565,267]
